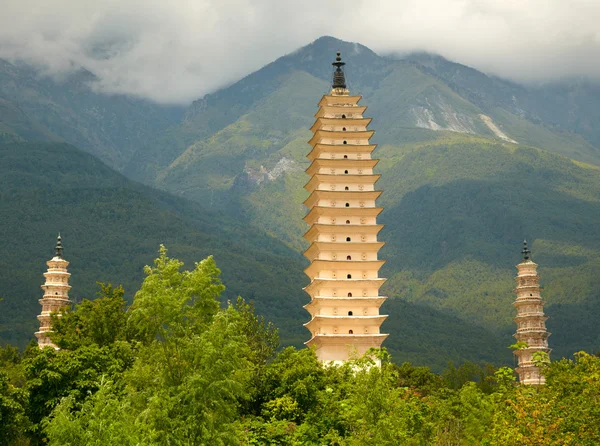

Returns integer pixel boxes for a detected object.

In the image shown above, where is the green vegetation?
[376,137,600,360]
[0,59,182,169]
[0,140,308,349]
[1,250,598,445]
[406,51,600,154]
[214,129,600,363]
[0,140,511,371]
[113,37,600,364]
[2,36,600,371]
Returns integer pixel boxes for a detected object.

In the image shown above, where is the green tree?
[50,283,129,350]
[490,352,600,445]
[0,370,29,446]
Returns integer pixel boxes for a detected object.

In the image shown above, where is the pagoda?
[35,235,72,349]
[512,240,551,385]
[303,52,388,365]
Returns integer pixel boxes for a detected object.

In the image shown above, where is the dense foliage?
[2,36,600,374]
[0,141,516,371]
[120,36,600,364]
[0,250,598,445]
[0,140,308,349]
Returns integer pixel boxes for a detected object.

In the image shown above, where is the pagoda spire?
[55,233,63,258]
[522,239,530,260]
[35,234,72,349]
[303,52,388,365]
[332,51,346,90]
[512,241,551,385]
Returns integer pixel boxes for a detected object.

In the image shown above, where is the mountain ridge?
[0,139,516,371]
[1,36,599,367]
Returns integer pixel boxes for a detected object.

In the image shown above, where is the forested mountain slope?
[0,141,511,371]
[128,37,600,362]
[0,59,183,169]
[129,37,599,196]
[1,36,599,367]
[406,52,600,151]
[0,140,307,348]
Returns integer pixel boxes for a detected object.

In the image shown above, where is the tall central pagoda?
[303,52,388,365]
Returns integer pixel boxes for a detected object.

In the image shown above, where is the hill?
[125,37,600,362]
[128,37,599,193]
[0,140,512,371]
[0,59,183,169]
[0,140,308,348]
[405,52,600,151]
[2,36,599,367]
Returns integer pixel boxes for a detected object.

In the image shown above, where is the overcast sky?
[1,0,599,104]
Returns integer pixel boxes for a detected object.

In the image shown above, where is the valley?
[1,36,599,370]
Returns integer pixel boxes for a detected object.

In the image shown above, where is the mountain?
[2,36,599,367]
[405,52,600,152]
[127,37,599,193]
[121,36,600,361]
[0,97,59,143]
[0,59,183,169]
[0,140,308,348]
[0,140,513,371]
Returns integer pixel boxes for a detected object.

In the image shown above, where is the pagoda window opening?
[530,294,533,296]
[345,203,350,207]
[347,255,352,260]
[344,155,348,159]
[346,220,350,224]
[343,127,347,131]
[345,186,349,190]
[342,114,346,119]
[348,311,353,316]
[349,330,353,334]
[344,170,349,174]
[348,292,352,297]
[346,237,351,241]
[347,274,352,279]
[343,140,347,145]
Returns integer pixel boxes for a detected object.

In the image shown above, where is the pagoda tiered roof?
[305,333,388,349]
[303,206,383,226]
[308,130,374,147]
[304,259,386,280]
[304,174,381,192]
[304,315,387,331]
[303,241,385,261]
[303,224,384,242]
[307,144,377,160]
[306,158,378,176]
[310,117,372,133]
[314,105,368,118]
[317,95,362,106]
[303,190,382,208]
[302,52,387,364]
[304,296,387,307]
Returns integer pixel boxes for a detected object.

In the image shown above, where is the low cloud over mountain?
[1,0,599,104]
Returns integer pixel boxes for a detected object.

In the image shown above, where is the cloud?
[1,0,599,104]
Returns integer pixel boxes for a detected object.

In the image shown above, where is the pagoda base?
[306,333,388,363]
[34,331,59,350]
[516,365,546,385]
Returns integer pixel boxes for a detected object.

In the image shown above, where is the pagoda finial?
[55,233,63,258]
[522,239,531,261]
[332,51,346,89]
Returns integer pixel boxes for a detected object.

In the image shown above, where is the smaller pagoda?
[512,240,551,385]
[35,235,72,349]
